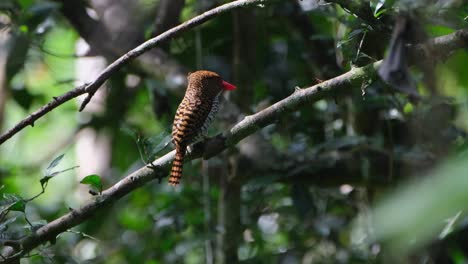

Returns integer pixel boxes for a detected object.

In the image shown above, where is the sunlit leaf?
[370,0,386,16]
[403,102,414,113]
[80,174,103,194]
[375,7,387,18]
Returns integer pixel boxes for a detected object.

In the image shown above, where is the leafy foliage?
[80,174,103,195]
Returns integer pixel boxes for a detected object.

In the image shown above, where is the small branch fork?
[0,0,270,146]
[1,29,467,263]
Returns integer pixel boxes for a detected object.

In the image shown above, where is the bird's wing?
[172,97,213,145]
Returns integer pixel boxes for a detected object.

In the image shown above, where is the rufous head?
[187,70,237,95]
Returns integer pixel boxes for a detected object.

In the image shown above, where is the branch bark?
[0,0,273,146]
[1,28,467,263]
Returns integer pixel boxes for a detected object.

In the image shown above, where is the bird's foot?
[147,162,164,183]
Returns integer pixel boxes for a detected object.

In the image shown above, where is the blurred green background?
[0,0,468,263]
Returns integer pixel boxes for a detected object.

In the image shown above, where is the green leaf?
[370,0,386,17]
[374,8,387,18]
[40,165,78,189]
[403,102,414,114]
[45,154,65,175]
[2,194,26,213]
[39,175,52,189]
[80,175,103,194]
[10,200,26,212]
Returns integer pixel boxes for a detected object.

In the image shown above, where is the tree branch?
[0,84,87,145]
[0,0,273,146]
[1,28,467,263]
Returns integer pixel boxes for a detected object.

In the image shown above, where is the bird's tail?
[169,145,186,186]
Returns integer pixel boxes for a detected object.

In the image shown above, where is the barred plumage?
[169,70,236,186]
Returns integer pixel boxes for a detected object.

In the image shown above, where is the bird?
[169,70,237,186]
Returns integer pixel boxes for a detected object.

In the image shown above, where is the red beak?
[222,80,237,91]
